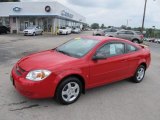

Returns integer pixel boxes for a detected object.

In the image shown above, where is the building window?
[13,17,16,23]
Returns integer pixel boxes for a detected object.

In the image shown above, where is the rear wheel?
[56,77,82,105]
[132,65,146,83]
[132,39,139,43]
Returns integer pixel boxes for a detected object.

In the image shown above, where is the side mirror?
[92,53,106,60]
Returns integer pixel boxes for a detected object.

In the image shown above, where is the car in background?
[147,38,155,42]
[106,30,144,43]
[0,26,10,34]
[71,27,81,34]
[23,26,43,36]
[154,39,160,43]
[11,36,151,105]
[143,38,149,42]
[93,28,118,36]
[58,27,72,35]
[93,29,105,36]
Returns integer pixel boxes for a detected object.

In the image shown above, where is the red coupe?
[11,36,151,105]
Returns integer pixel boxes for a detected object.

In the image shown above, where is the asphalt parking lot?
[0,31,160,120]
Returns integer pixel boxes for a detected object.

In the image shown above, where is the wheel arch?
[54,73,86,95]
[139,62,147,70]
[132,38,140,43]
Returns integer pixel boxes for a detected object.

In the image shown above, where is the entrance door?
[24,21,29,29]
[42,18,53,33]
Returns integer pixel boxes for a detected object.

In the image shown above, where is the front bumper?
[24,32,33,35]
[11,66,56,99]
[58,31,67,35]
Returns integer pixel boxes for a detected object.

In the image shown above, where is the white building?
[0,1,86,34]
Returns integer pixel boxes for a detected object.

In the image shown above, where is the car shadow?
[6,78,136,111]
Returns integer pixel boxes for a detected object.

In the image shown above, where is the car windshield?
[60,27,66,29]
[27,27,35,29]
[56,38,100,58]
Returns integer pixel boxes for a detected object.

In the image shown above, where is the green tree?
[126,27,131,30]
[120,25,127,30]
[100,24,106,29]
[91,23,99,29]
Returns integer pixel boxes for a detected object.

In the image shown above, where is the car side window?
[125,31,134,35]
[126,44,137,53]
[111,29,117,32]
[97,43,125,57]
[118,31,125,34]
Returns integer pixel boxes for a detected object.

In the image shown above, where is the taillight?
[140,35,144,39]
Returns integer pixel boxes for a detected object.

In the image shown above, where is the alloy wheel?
[61,82,80,102]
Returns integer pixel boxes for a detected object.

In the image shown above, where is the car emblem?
[45,6,51,12]
[13,7,21,12]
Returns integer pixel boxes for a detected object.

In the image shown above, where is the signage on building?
[45,6,51,12]
[13,7,21,12]
[61,10,73,18]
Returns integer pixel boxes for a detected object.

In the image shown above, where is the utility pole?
[141,0,147,33]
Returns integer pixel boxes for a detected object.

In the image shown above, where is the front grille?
[15,65,25,76]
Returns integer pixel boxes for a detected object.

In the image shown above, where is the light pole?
[141,0,147,33]
[152,26,155,38]
[141,0,156,33]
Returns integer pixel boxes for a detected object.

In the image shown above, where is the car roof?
[80,36,135,44]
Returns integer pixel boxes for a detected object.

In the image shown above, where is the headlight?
[26,70,51,81]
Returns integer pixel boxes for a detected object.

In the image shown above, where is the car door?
[89,42,130,87]
[115,31,128,39]
[125,43,141,76]
[125,31,134,41]
[36,26,40,34]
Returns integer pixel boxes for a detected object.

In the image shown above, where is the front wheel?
[56,77,82,105]
[33,32,36,36]
[132,65,146,83]
[40,31,43,35]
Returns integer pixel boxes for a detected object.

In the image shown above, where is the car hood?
[24,29,34,31]
[18,50,78,71]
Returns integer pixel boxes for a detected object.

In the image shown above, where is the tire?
[33,32,36,36]
[56,77,82,105]
[41,31,43,35]
[66,32,68,35]
[132,39,139,43]
[132,65,146,83]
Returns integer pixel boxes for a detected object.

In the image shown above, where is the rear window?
[135,31,142,35]
[126,44,138,53]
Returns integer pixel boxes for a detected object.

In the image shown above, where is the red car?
[11,36,151,105]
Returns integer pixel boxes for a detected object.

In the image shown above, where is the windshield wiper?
[56,49,72,56]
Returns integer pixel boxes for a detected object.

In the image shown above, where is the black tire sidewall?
[133,65,146,83]
[56,77,82,105]
[33,32,36,36]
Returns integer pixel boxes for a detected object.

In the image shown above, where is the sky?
[21,0,160,29]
